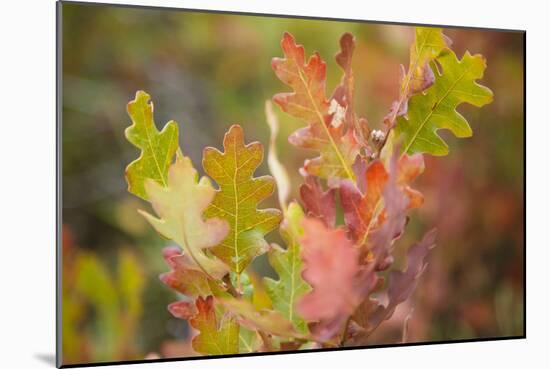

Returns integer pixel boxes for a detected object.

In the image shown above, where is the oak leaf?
[340,154,424,245]
[203,125,282,273]
[370,229,437,327]
[159,246,211,298]
[384,27,448,127]
[368,152,411,266]
[298,218,362,340]
[299,174,336,228]
[125,90,180,200]
[139,157,229,279]
[272,32,359,180]
[395,49,493,155]
[167,300,197,320]
[190,296,239,355]
[332,33,370,146]
[264,202,311,334]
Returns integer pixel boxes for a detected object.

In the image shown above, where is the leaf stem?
[259,331,273,351]
[222,274,240,298]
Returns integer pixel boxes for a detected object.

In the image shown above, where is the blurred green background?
[60,2,524,365]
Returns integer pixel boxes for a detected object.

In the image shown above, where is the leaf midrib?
[402,65,470,154]
[139,104,167,187]
[232,137,240,273]
[292,59,356,181]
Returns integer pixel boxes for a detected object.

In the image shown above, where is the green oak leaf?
[125,90,180,200]
[139,157,230,279]
[190,296,240,355]
[405,27,448,94]
[395,49,493,156]
[385,27,449,126]
[203,124,282,274]
[264,202,311,334]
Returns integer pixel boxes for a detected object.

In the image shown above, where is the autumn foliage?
[123,27,492,355]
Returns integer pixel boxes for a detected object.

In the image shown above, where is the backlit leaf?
[139,157,230,279]
[272,32,359,180]
[298,218,362,340]
[190,296,239,355]
[203,124,282,274]
[395,49,493,155]
[264,202,311,334]
[340,161,388,244]
[125,90,180,200]
[384,27,448,127]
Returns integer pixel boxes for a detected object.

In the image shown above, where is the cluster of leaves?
[124,27,492,355]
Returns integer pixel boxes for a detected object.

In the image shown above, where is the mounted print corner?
[57,1,525,367]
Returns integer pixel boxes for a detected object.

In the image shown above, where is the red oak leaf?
[272,32,359,180]
[299,174,336,228]
[297,218,362,340]
[360,229,437,340]
[159,246,212,298]
[332,33,370,146]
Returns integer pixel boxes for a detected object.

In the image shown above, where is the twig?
[222,274,240,298]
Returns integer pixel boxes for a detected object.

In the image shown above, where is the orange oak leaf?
[298,218,362,340]
[203,125,282,274]
[340,154,425,244]
[341,160,388,244]
[272,32,359,180]
[368,152,411,266]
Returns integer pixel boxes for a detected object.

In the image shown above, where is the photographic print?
[58,1,525,367]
